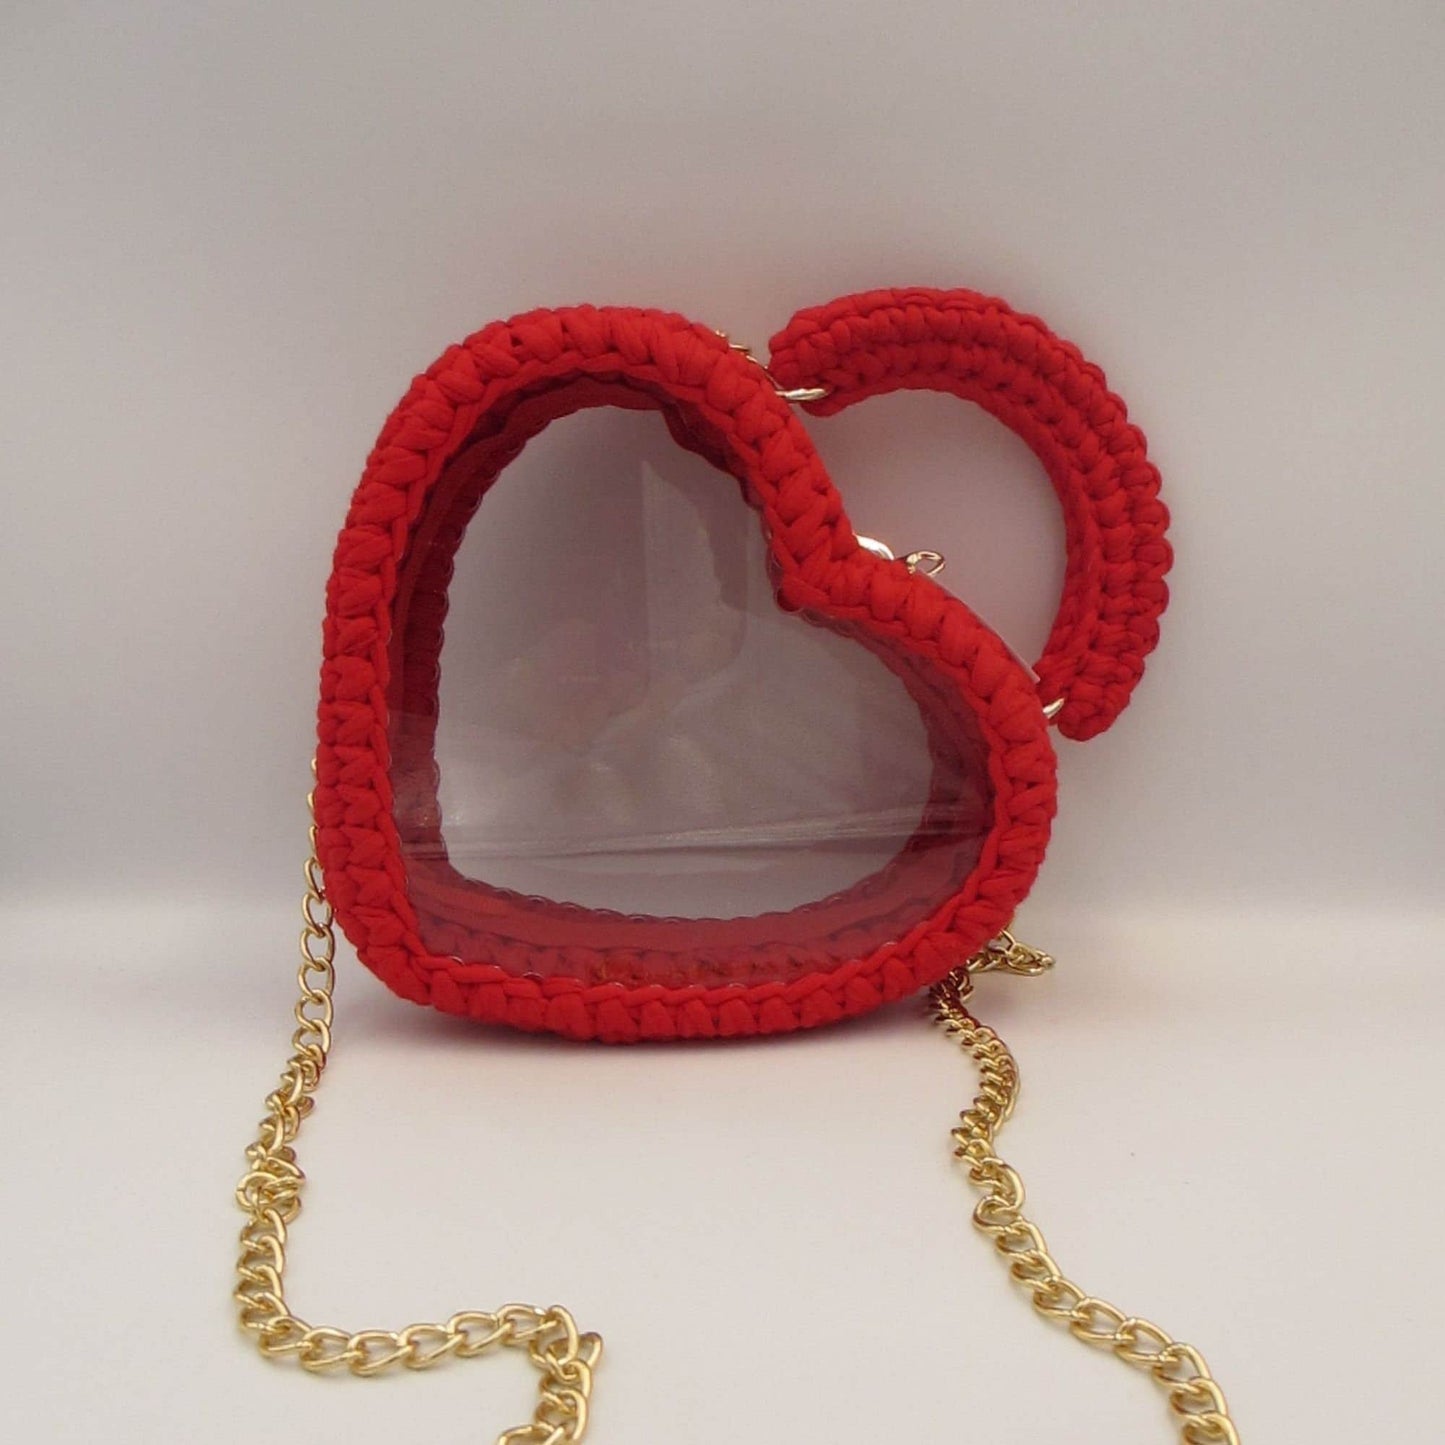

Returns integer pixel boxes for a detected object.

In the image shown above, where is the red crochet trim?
[768,287,1171,741]
[315,295,1164,1042]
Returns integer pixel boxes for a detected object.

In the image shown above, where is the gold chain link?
[233,809,603,1445]
[930,957,1241,1444]
[235,804,1235,1443]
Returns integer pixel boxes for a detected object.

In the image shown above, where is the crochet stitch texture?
[315,289,1168,1041]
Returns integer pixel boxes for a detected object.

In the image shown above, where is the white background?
[2,3,1442,1442]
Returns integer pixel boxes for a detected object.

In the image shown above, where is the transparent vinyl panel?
[387,381,992,987]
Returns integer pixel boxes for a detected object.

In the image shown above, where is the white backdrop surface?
[2,3,1442,1443]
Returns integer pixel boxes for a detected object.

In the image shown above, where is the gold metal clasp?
[775,382,832,404]
[855,535,947,576]
[720,334,832,404]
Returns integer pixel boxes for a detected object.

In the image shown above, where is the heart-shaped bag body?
[314,287,1169,1041]
[239,287,1239,1445]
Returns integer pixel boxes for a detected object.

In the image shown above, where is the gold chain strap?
[233,817,602,1445]
[930,954,1241,1444]
[235,821,1236,1443]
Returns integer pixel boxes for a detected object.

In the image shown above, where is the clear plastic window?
[387,380,991,986]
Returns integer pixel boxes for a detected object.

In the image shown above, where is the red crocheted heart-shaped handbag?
[235,288,1237,1443]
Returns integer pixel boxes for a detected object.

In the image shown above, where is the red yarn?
[769,287,1171,740]
[314,293,1167,1042]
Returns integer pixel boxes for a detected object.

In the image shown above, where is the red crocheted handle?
[768,287,1170,741]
